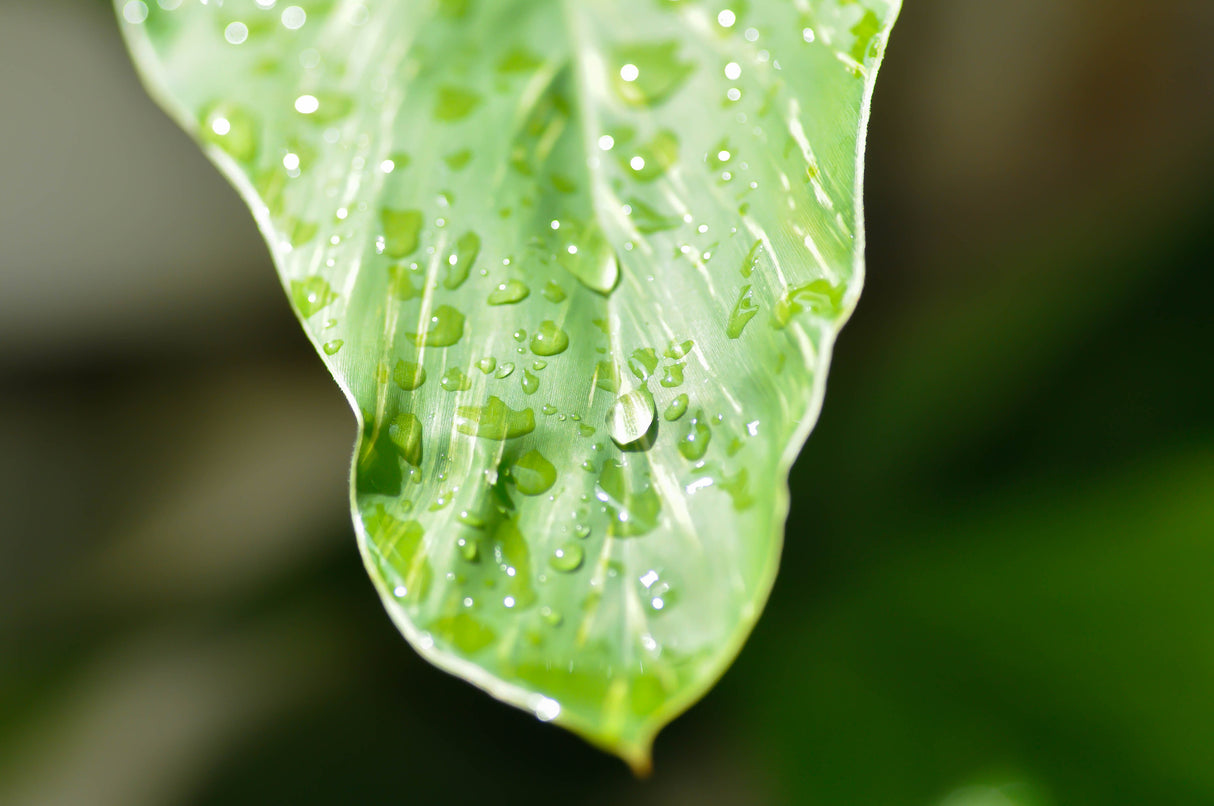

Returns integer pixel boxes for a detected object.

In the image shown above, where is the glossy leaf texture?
[117,0,898,769]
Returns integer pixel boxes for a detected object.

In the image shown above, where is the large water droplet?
[456,397,535,440]
[388,412,424,466]
[595,459,661,536]
[606,387,655,447]
[382,209,423,259]
[393,360,427,390]
[441,367,472,391]
[677,412,711,460]
[443,231,481,290]
[659,363,685,387]
[411,305,465,346]
[628,348,659,380]
[556,223,619,295]
[511,449,557,495]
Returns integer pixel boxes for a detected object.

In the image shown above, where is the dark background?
[2,1,1213,804]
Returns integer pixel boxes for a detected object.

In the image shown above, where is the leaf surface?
[117,0,899,768]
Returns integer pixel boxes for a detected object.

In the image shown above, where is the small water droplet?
[678,412,711,460]
[441,367,472,392]
[549,543,584,573]
[488,279,530,305]
[663,393,689,421]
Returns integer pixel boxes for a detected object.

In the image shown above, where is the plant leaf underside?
[117,0,899,769]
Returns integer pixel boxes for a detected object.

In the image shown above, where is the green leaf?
[116,0,899,769]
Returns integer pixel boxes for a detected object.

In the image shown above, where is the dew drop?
[606,387,655,447]
[549,543,584,573]
[663,393,689,421]
[488,279,530,305]
[441,367,472,392]
[521,369,540,395]
[530,321,569,356]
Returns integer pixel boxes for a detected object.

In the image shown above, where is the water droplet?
[381,208,423,259]
[606,387,655,447]
[628,348,659,380]
[595,459,662,536]
[388,413,424,466]
[444,149,473,170]
[534,697,561,721]
[410,305,465,347]
[594,361,621,393]
[510,449,557,495]
[622,131,679,182]
[665,339,694,359]
[458,537,480,561]
[200,103,257,162]
[441,367,472,392]
[434,85,482,121]
[392,360,427,390]
[495,361,515,379]
[521,369,540,395]
[659,363,685,388]
[611,42,695,107]
[476,357,497,374]
[773,279,845,326]
[443,231,481,290]
[488,279,530,305]
[541,281,567,303]
[678,412,711,460]
[663,393,689,421]
[432,613,495,653]
[322,339,344,355]
[556,222,619,294]
[290,276,337,318]
[726,285,759,338]
[455,397,535,440]
[541,404,557,416]
[530,321,569,356]
[740,239,763,278]
[549,543,584,573]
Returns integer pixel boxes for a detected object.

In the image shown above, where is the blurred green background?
[2,1,1212,804]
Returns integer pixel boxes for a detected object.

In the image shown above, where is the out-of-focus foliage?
[1,0,1212,803]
